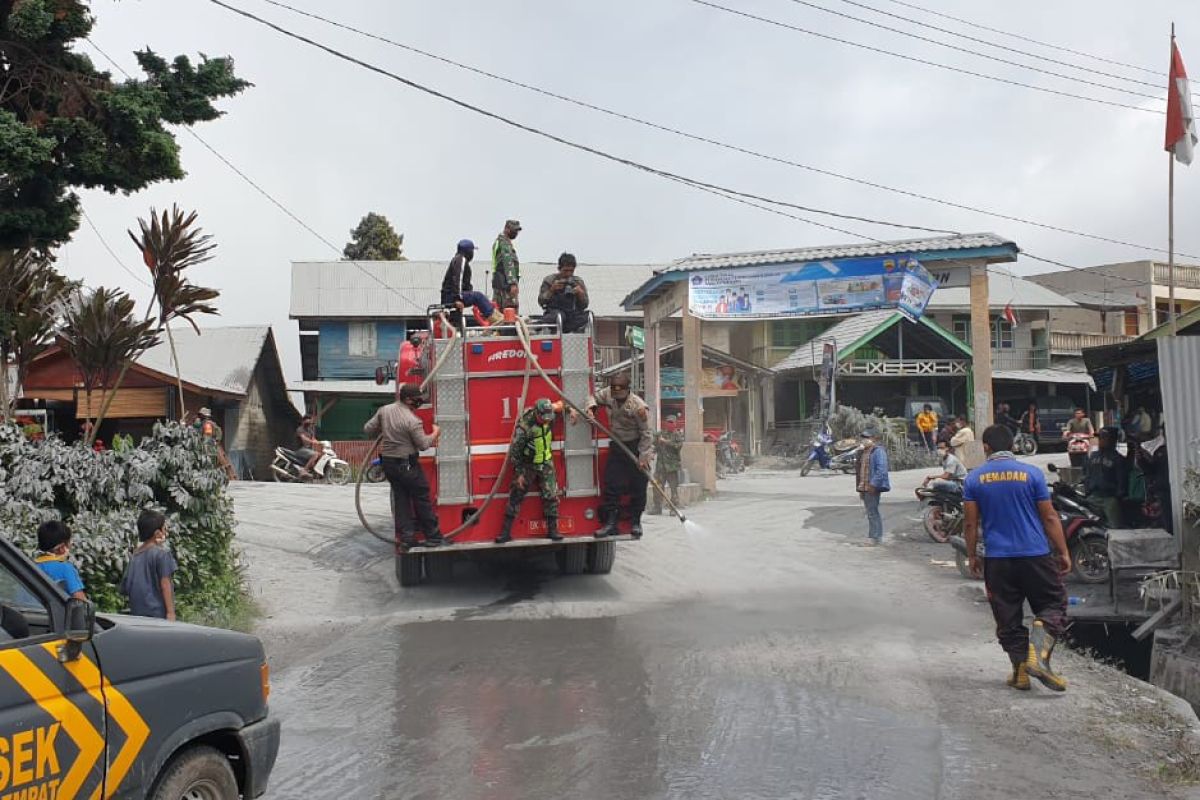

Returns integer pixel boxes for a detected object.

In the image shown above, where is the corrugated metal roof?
[289,379,394,396]
[928,269,1077,309]
[1060,289,1143,309]
[773,310,899,372]
[667,233,1015,272]
[137,325,270,395]
[290,260,663,320]
[994,367,1095,388]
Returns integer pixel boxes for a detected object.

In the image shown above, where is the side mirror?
[1047,463,1058,473]
[59,598,94,663]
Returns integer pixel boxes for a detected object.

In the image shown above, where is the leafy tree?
[0,250,72,419]
[343,212,405,261]
[0,0,249,252]
[128,205,220,419]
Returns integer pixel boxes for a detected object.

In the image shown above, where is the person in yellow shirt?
[915,404,939,451]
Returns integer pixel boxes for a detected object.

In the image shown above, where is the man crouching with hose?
[495,398,578,544]
[587,372,653,539]
[364,383,445,549]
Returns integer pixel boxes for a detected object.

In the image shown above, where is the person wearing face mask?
[121,510,178,621]
[364,383,444,549]
[587,372,653,539]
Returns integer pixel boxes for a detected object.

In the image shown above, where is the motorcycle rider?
[587,372,653,539]
[295,413,321,477]
[1084,427,1128,528]
[1018,402,1041,439]
[495,398,578,544]
[648,417,683,515]
[918,441,966,496]
[538,253,590,334]
[1062,408,1095,467]
[363,383,444,549]
[964,424,1071,692]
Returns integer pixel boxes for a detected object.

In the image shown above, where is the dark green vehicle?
[0,537,279,799]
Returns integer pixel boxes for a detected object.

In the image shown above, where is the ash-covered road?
[231,465,1189,800]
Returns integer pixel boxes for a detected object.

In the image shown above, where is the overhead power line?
[880,0,1161,76]
[688,0,1162,115]
[81,209,152,288]
[827,0,1168,93]
[203,0,957,236]
[785,0,1164,101]
[255,0,1196,261]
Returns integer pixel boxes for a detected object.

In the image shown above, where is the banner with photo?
[686,255,937,321]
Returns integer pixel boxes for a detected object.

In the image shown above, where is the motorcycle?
[916,483,963,543]
[949,534,983,579]
[709,430,746,477]
[1064,430,1092,467]
[829,439,862,474]
[1047,463,1110,583]
[271,440,351,485]
[365,456,386,484]
[1013,430,1038,456]
[800,428,834,477]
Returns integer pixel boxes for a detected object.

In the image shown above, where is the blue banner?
[687,254,937,321]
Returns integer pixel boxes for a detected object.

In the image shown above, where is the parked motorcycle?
[710,430,746,477]
[1047,463,1110,583]
[365,456,386,484]
[800,428,834,477]
[829,440,862,474]
[271,441,351,485]
[916,483,963,543]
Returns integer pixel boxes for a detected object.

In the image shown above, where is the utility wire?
[81,209,152,288]
[785,0,1164,101]
[880,0,1161,77]
[255,0,1196,261]
[204,0,957,235]
[827,0,1169,93]
[688,0,1162,115]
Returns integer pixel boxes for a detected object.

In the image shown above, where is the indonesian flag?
[1166,40,1197,165]
[1003,302,1019,327]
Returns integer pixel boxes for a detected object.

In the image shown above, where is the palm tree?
[127,205,220,421]
[0,250,72,421]
[57,287,160,434]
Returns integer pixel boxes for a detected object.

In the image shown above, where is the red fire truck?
[384,311,631,586]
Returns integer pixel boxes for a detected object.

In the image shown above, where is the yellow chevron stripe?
[0,647,105,800]
[41,644,151,800]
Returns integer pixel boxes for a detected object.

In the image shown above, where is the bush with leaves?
[827,404,940,472]
[0,421,243,624]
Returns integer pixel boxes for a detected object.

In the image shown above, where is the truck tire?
[396,553,422,587]
[424,552,454,583]
[588,541,616,574]
[557,543,587,575]
[151,745,238,800]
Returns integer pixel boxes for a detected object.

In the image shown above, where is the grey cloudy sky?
[63,0,1200,380]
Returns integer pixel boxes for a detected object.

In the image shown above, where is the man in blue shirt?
[964,425,1071,692]
[34,520,87,600]
[855,428,890,546]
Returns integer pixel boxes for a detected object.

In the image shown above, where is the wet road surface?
[232,468,1182,800]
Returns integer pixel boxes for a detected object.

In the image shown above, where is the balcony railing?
[1049,330,1134,355]
[1154,262,1200,290]
[992,348,1051,371]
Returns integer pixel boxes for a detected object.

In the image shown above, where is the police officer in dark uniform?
[364,384,444,548]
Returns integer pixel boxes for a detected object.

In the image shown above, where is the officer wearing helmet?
[495,397,579,544]
[364,383,444,548]
[441,238,503,328]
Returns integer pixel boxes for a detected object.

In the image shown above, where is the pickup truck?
[0,536,279,799]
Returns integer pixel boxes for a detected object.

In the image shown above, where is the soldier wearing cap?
[442,238,503,327]
[648,416,683,515]
[365,384,444,548]
[492,219,522,311]
[538,252,590,333]
[587,372,653,538]
[496,398,578,543]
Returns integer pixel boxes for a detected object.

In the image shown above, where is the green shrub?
[0,421,245,625]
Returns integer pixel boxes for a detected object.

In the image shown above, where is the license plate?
[529,517,575,533]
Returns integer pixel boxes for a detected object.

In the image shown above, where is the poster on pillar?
[686,255,936,320]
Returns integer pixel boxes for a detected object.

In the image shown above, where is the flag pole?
[1170,23,1179,336]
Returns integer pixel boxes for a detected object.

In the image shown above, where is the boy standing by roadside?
[34,520,87,600]
[121,510,178,620]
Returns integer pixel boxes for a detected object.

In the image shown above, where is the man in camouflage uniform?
[648,416,683,515]
[491,219,522,311]
[496,398,578,543]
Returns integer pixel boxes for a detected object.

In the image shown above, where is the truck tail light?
[260,662,271,702]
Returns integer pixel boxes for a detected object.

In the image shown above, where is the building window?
[1123,310,1139,336]
[952,316,970,345]
[348,322,377,358]
[951,316,1012,348]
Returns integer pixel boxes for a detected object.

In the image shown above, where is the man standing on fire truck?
[587,372,653,538]
[365,383,445,549]
[495,398,578,544]
[492,219,521,312]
